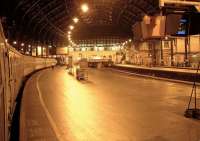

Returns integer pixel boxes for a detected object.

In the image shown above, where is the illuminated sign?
[177,19,188,36]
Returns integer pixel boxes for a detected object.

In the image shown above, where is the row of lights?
[67,3,89,47]
[121,39,132,47]
[6,39,53,49]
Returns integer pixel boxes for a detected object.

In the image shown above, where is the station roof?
[1,0,159,44]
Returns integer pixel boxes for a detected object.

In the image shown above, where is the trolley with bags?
[76,58,88,80]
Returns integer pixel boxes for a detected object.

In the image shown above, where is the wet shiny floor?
[38,67,200,141]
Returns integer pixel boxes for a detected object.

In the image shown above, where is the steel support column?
[170,39,174,66]
[160,40,164,66]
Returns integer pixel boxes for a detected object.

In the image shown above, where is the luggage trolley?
[76,58,88,80]
[76,68,88,80]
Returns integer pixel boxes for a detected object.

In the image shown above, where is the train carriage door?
[12,55,17,99]
[8,53,15,115]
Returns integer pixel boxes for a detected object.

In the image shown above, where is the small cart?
[76,58,88,80]
[76,68,88,80]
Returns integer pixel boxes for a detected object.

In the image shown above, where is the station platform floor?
[114,64,198,74]
[20,67,200,141]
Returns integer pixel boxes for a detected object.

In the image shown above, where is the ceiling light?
[165,36,169,40]
[73,17,79,23]
[69,25,74,30]
[81,3,89,13]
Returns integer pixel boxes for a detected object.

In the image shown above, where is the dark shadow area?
[79,80,93,84]
[9,68,49,141]
[10,77,27,141]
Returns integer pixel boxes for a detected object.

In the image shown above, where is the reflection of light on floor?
[60,73,139,140]
[62,75,99,140]
[48,68,200,141]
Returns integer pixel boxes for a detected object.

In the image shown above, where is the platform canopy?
[1,0,160,43]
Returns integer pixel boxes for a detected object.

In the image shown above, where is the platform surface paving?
[21,67,200,141]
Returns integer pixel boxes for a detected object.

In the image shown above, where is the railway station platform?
[19,67,200,141]
[3,0,200,141]
[20,71,58,141]
[111,64,200,84]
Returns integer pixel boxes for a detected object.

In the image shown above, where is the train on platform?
[0,20,57,141]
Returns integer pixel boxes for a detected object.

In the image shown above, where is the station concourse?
[0,0,200,141]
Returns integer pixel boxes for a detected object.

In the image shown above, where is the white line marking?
[36,72,64,141]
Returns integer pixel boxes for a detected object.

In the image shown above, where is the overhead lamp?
[28,45,31,48]
[21,43,25,46]
[13,41,17,45]
[129,39,132,42]
[81,3,89,13]
[69,25,74,30]
[192,54,197,58]
[68,31,71,34]
[73,17,79,23]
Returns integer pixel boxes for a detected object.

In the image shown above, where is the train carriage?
[0,21,8,141]
[0,19,57,141]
